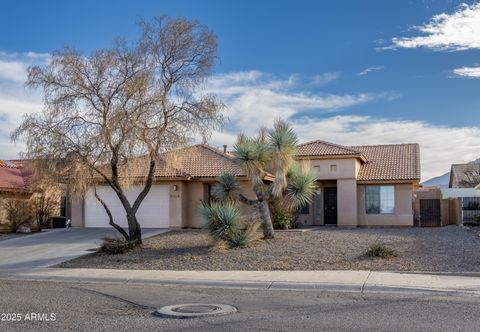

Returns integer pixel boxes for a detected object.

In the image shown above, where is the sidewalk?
[3,268,480,295]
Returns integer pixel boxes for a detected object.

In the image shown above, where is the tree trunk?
[93,187,130,241]
[127,214,142,244]
[259,200,275,239]
[253,184,275,239]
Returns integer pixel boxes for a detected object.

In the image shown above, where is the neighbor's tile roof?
[449,163,480,188]
[118,144,246,179]
[297,140,362,157]
[348,144,421,182]
[0,160,32,192]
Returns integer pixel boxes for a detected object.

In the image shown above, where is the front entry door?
[324,187,337,225]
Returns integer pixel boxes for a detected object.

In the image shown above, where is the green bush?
[99,237,138,255]
[272,210,292,230]
[365,243,398,258]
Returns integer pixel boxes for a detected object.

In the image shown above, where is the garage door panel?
[84,185,170,228]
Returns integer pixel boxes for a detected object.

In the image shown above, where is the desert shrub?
[272,210,292,230]
[200,201,260,249]
[99,237,138,255]
[366,243,398,258]
[1,198,35,232]
[210,239,230,252]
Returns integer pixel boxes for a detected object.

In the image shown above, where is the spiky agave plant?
[199,201,241,239]
[285,163,318,212]
[211,173,242,203]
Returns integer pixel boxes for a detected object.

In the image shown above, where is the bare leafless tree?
[12,16,224,244]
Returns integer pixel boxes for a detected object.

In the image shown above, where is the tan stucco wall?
[337,179,357,226]
[185,182,206,228]
[169,181,187,228]
[304,158,359,180]
[357,183,414,226]
[185,179,255,229]
[70,194,84,227]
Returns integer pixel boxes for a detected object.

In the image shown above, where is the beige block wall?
[337,179,358,226]
[357,183,414,226]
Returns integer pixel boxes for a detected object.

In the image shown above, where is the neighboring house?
[0,160,32,225]
[413,163,480,227]
[69,140,421,229]
[445,163,480,225]
[296,141,420,227]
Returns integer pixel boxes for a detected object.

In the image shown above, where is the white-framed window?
[365,185,395,214]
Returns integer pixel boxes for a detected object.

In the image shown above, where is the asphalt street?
[1,280,479,331]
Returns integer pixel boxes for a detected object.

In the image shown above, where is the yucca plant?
[200,200,260,249]
[215,119,317,239]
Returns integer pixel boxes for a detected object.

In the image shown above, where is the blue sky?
[1,0,480,180]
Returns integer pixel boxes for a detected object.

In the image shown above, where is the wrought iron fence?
[462,197,480,226]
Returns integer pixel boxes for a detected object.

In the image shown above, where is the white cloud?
[357,66,385,76]
[389,3,480,51]
[206,71,396,135]
[0,61,28,82]
[0,51,47,159]
[453,66,480,78]
[310,72,341,86]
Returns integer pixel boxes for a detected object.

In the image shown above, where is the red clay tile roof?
[348,144,420,182]
[297,140,363,157]
[115,144,246,179]
[99,142,420,182]
[154,144,246,178]
[0,160,32,192]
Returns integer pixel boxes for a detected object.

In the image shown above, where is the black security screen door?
[324,187,337,225]
[419,199,441,227]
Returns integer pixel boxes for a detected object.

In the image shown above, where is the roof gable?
[449,163,480,188]
[297,140,364,158]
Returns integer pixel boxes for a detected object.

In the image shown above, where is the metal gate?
[419,199,441,227]
[462,197,480,225]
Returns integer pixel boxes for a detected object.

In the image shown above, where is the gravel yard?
[59,225,480,272]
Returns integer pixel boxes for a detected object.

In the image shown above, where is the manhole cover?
[154,304,237,319]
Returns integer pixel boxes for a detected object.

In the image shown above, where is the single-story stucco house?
[68,140,421,229]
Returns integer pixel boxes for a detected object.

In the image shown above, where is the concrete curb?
[2,271,480,296]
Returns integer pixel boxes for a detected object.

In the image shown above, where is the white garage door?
[84,185,170,228]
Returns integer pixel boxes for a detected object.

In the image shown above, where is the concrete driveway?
[0,228,167,271]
